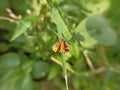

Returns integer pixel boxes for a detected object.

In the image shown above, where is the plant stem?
[83,50,95,72]
[50,57,76,74]
[61,53,69,90]
[0,16,17,23]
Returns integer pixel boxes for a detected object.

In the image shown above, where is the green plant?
[0,0,120,90]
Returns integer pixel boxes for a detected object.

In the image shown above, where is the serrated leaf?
[75,15,117,48]
[32,61,49,79]
[10,20,31,41]
[51,8,72,40]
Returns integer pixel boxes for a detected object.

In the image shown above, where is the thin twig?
[0,16,17,23]
[6,8,22,20]
[94,66,105,74]
[50,57,76,74]
[83,50,105,74]
[83,50,95,72]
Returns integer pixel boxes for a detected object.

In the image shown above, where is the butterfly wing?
[52,39,71,53]
[52,41,60,53]
[64,41,71,52]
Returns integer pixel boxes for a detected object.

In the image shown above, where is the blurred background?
[0,0,120,90]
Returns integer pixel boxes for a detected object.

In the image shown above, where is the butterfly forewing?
[52,41,60,53]
[64,41,71,52]
[52,39,71,53]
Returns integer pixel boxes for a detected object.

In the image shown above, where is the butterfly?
[52,39,71,53]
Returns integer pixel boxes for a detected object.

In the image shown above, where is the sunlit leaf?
[75,15,117,48]
[80,0,110,15]
[51,8,72,40]
[10,20,31,41]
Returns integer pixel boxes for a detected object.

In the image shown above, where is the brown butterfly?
[52,39,71,53]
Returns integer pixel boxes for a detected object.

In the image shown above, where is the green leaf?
[0,70,33,90]
[80,0,110,15]
[15,73,33,90]
[23,15,39,23]
[10,20,31,41]
[71,42,80,59]
[71,32,84,42]
[32,61,49,79]
[51,8,72,40]
[21,74,33,90]
[75,15,117,48]
[0,53,20,74]
[48,65,60,80]
[22,60,35,73]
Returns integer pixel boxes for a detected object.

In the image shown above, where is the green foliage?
[10,20,31,41]
[0,53,20,75]
[32,61,49,79]
[75,15,117,48]
[51,8,72,40]
[11,15,39,41]
[0,0,120,90]
[0,53,33,90]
